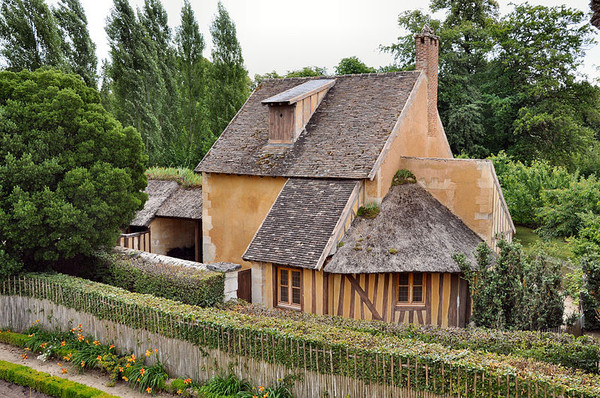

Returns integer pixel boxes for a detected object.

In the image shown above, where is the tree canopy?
[0,69,147,273]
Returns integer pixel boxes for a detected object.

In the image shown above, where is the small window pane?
[280,269,288,286]
[413,286,423,302]
[398,286,409,302]
[292,271,301,288]
[413,273,423,285]
[399,274,409,285]
[280,286,288,303]
[292,288,301,305]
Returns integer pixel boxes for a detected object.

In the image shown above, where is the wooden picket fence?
[0,275,593,398]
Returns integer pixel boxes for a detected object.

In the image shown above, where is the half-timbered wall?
[257,264,470,327]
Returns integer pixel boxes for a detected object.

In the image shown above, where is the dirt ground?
[0,343,171,398]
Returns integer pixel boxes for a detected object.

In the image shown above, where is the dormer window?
[262,79,335,145]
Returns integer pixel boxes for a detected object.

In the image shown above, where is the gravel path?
[0,342,171,398]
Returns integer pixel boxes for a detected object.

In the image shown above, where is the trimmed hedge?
[0,330,28,348]
[0,360,118,398]
[234,305,600,373]
[94,251,224,307]
[2,273,600,397]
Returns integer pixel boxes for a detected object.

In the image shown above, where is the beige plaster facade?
[201,173,287,267]
[149,217,197,256]
[398,156,514,248]
[365,75,452,204]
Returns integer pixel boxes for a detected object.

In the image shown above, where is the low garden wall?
[1,274,598,398]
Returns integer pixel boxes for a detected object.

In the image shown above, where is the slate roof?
[130,180,201,227]
[323,183,483,274]
[196,72,421,179]
[243,178,358,269]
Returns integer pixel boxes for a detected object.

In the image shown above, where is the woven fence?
[0,275,596,398]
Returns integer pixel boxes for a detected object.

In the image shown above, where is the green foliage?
[95,250,224,307]
[198,371,251,396]
[334,56,375,75]
[357,203,380,219]
[0,0,65,71]
[564,267,584,307]
[0,69,147,269]
[489,152,575,228]
[3,273,600,396]
[383,1,600,168]
[208,2,250,141]
[0,330,28,347]
[285,66,327,77]
[391,169,416,186]
[581,256,600,331]
[0,359,118,397]
[145,167,202,188]
[123,357,168,394]
[53,0,98,87]
[455,239,564,331]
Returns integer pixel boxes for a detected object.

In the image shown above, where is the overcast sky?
[61,0,600,81]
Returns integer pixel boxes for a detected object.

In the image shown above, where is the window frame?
[396,272,426,307]
[275,266,303,311]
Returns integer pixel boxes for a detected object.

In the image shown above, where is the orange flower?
[258,386,264,391]
[60,341,66,346]
[139,368,145,375]
[57,363,62,367]
[177,389,182,395]
[97,355,102,361]
[131,354,136,362]
[61,368,68,374]
[183,378,191,385]
[77,324,82,328]
[154,348,158,353]
[34,319,39,323]
[40,342,46,348]
[145,350,151,357]
[80,360,85,368]
[77,334,84,342]
[122,376,128,382]
[21,354,27,359]
[119,367,124,372]
[25,348,31,351]
[70,328,76,333]
[146,387,152,394]
[93,340,100,346]
[137,378,140,382]
[109,345,115,349]
[28,333,35,337]
[126,363,131,368]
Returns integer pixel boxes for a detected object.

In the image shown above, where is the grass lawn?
[513,225,573,261]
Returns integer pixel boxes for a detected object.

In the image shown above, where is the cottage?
[118,179,202,262]
[195,26,514,327]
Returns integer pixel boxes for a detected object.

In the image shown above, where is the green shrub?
[95,251,224,307]
[391,169,416,186]
[357,203,380,219]
[0,330,28,347]
[145,167,202,188]
[0,360,118,397]
[198,371,251,396]
[455,239,564,331]
[2,273,600,396]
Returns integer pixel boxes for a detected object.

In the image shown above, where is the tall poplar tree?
[176,0,212,165]
[0,0,64,71]
[53,0,97,87]
[208,2,249,141]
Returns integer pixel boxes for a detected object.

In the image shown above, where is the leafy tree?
[53,0,97,87]
[455,239,563,331]
[0,69,147,274]
[0,0,64,71]
[208,2,249,141]
[175,0,212,165]
[285,66,326,77]
[334,56,375,75]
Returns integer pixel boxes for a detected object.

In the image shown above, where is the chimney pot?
[415,25,440,137]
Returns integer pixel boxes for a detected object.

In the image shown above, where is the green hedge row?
[94,251,224,307]
[0,330,28,348]
[2,273,600,398]
[235,305,600,373]
[0,360,118,398]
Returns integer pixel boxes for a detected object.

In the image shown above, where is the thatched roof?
[592,0,600,29]
[196,72,420,179]
[323,183,482,274]
[130,180,201,227]
[156,188,202,220]
[243,178,358,269]
[130,180,179,227]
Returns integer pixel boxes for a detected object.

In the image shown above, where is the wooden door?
[237,269,252,303]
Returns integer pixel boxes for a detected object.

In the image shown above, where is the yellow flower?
[145,350,151,357]
[131,354,136,362]
[177,389,182,395]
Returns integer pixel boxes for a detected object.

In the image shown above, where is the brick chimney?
[415,25,440,136]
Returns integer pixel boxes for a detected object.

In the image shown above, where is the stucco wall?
[149,217,197,256]
[202,173,287,266]
[366,75,452,203]
[398,157,514,247]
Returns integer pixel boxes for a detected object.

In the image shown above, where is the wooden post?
[195,221,201,262]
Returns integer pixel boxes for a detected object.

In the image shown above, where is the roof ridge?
[260,70,420,83]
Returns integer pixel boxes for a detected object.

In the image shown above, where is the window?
[277,267,302,309]
[397,273,425,305]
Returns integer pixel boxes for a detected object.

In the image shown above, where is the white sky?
[68,0,599,81]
